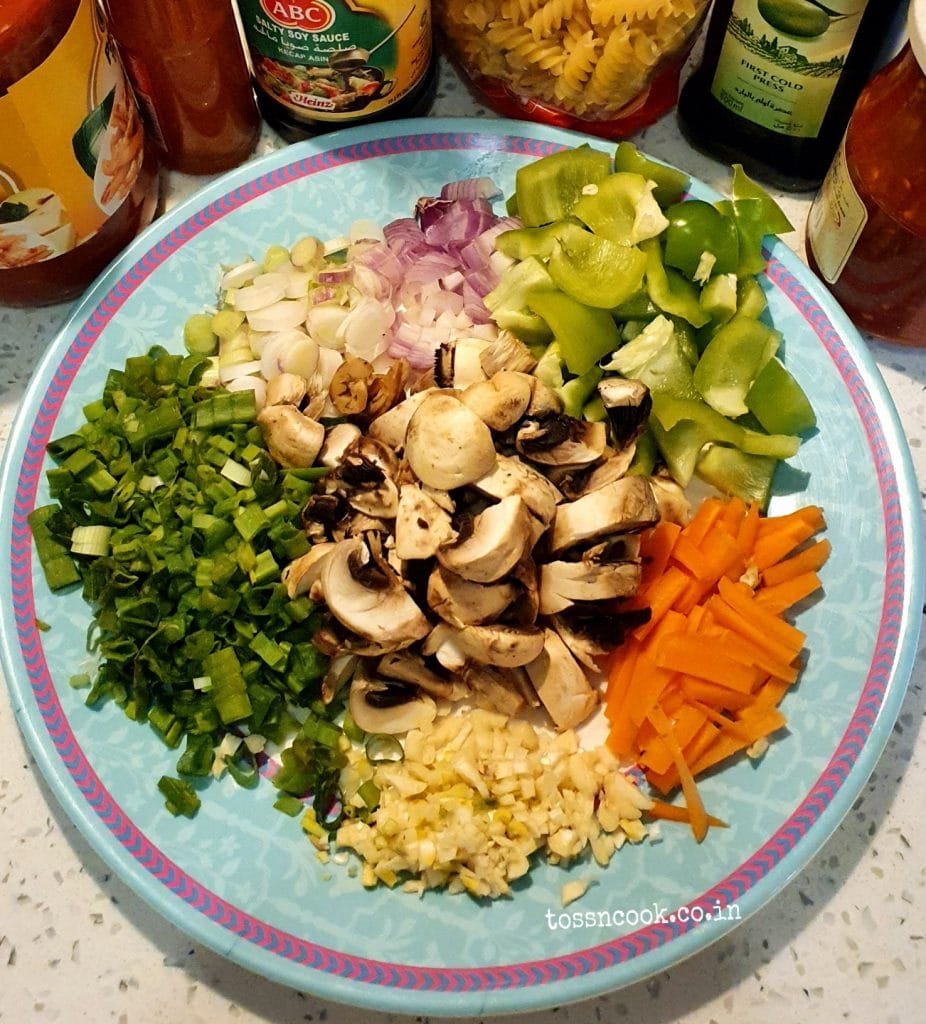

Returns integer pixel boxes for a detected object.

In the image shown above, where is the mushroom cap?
[394,484,455,560]
[460,371,534,431]
[377,650,467,702]
[539,558,642,615]
[265,371,308,408]
[436,493,534,583]
[281,542,335,599]
[404,393,497,490]
[337,436,399,519]
[550,476,659,554]
[367,388,430,452]
[318,422,362,468]
[524,628,598,731]
[436,622,546,668]
[348,669,437,735]
[256,404,326,468]
[516,417,607,468]
[596,377,652,449]
[319,537,430,649]
[472,454,562,526]
[426,564,517,627]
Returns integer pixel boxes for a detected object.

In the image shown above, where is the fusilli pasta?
[436,0,708,122]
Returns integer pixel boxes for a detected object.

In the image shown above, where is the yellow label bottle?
[0,0,159,306]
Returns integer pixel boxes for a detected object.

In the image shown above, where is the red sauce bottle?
[806,2,926,346]
[101,0,260,175]
[0,0,159,307]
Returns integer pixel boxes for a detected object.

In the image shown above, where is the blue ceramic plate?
[1,119,922,1016]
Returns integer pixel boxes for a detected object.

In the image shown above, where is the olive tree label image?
[709,0,870,137]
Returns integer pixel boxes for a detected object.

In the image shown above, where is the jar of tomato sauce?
[101,0,260,175]
[0,0,159,307]
[806,0,926,346]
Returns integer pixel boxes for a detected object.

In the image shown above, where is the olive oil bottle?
[677,0,906,191]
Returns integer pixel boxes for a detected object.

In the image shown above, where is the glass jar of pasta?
[435,0,710,138]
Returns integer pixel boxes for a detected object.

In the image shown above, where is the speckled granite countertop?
[1,59,924,1024]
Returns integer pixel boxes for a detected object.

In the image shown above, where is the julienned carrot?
[646,798,728,829]
[755,570,822,615]
[605,496,829,840]
[761,538,831,587]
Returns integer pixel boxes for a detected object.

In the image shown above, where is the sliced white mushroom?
[650,473,691,526]
[421,623,469,673]
[478,330,537,377]
[256,404,325,468]
[394,484,455,560]
[436,494,534,583]
[539,559,642,615]
[525,628,598,731]
[377,650,467,702]
[472,454,562,527]
[265,371,307,407]
[367,389,430,451]
[550,477,659,554]
[566,448,636,498]
[517,417,607,467]
[426,565,517,627]
[319,537,429,649]
[527,378,564,418]
[348,669,437,735]
[596,377,652,449]
[405,393,497,490]
[434,337,488,388]
[460,371,534,431]
[429,622,545,668]
[337,437,399,519]
[318,423,362,468]
[281,542,335,599]
[464,663,527,717]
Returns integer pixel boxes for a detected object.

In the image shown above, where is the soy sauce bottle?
[235,0,437,143]
[677,0,906,191]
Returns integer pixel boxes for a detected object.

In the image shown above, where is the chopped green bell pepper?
[736,277,768,320]
[652,394,800,462]
[613,141,690,207]
[700,273,739,325]
[664,200,740,281]
[494,218,583,261]
[602,315,698,399]
[746,356,817,436]
[484,256,554,344]
[640,238,709,327]
[573,172,668,246]
[559,366,603,418]
[716,196,790,278]
[693,315,781,418]
[515,144,612,227]
[527,289,621,376]
[548,223,647,309]
[731,164,794,236]
[696,444,778,509]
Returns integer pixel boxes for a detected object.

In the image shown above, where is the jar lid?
[912,0,926,73]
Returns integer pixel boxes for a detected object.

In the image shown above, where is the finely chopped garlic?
[333,708,652,899]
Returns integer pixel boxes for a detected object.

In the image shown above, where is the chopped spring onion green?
[157,775,202,818]
[32,346,337,816]
[274,794,305,817]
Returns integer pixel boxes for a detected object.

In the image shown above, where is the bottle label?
[807,136,868,283]
[0,0,145,268]
[710,0,871,138]
[238,0,431,124]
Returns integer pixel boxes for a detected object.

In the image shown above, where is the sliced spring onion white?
[220,259,261,290]
[247,298,309,333]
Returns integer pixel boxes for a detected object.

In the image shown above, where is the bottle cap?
[911,0,926,73]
